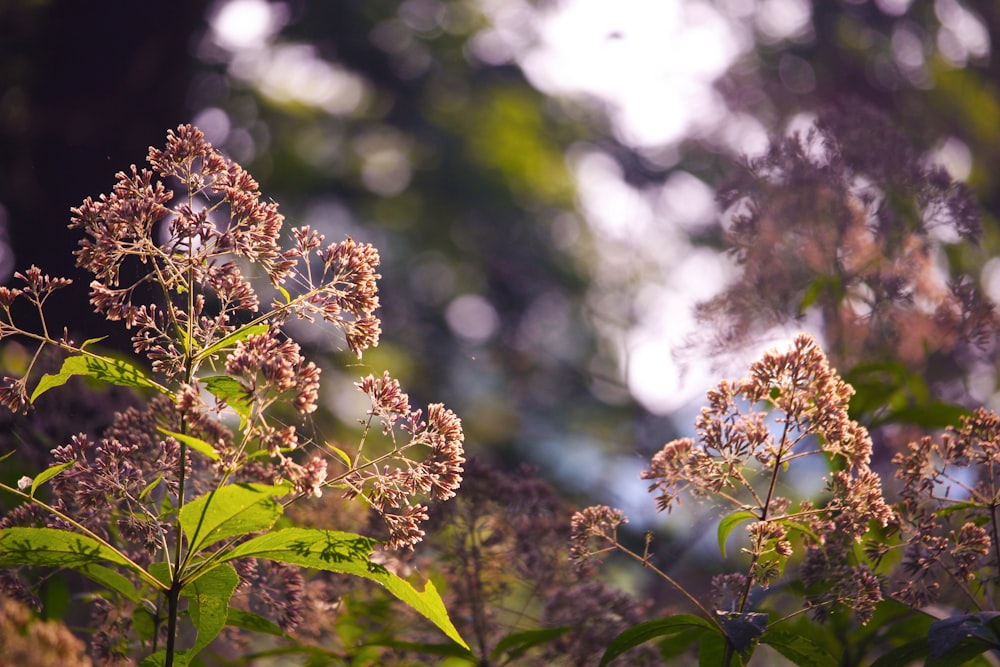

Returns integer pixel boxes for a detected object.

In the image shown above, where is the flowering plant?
[0,126,467,665]
[571,334,1000,666]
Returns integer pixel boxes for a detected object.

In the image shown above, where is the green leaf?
[133,605,157,642]
[0,526,132,569]
[935,501,983,518]
[181,564,240,662]
[361,639,477,660]
[599,614,721,667]
[882,402,972,429]
[276,285,291,305]
[179,483,288,556]
[761,629,838,667]
[325,442,354,469]
[872,644,926,667]
[222,527,469,649]
[202,375,253,426]
[80,336,108,350]
[29,460,75,497]
[490,627,570,662]
[76,563,141,603]
[156,427,221,462]
[225,607,287,637]
[780,519,820,544]
[657,625,708,659]
[140,565,240,667]
[0,527,160,588]
[718,510,757,558]
[699,631,741,667]
[138,474,164,501]
[31,354,161,402]
[196,323,269,363]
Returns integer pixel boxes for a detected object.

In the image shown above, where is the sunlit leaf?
[325,442,354,469]
[195,323,269,364]
[77,563,141,604]
[29,460,75,497]
[276,285,291,305]
[179,483,288,555]
[31,354,161,402]
[718,510,757,558]
[156,427,220,461]
[140,565,240,667]
[0,527,160,589]
[202,375,252,427]
[79,336,108,350]
[222,527,469,649]
[138,474,164,501]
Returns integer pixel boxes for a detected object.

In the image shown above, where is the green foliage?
[0,125,468,666]
[30,353,164,402]
[598,614,720,666]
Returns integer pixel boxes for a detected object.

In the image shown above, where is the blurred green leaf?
[599,614,721,667]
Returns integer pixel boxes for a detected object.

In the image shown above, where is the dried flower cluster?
[697,104,995,382]
[572,334,895,625]
[0,125,464,660]
[0,594,93,667]
[344,371,465,549]
[887,407,1000,609]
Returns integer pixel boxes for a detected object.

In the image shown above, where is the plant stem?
[165,580,181,667]
[617,544,720,629]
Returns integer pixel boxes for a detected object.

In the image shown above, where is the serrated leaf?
[156,427,220,461]
[141,565,240,667]
[31,354,161,402]
[761,629,838,667]
[180,483,288,556]
[195,324,269,364]
[222,527,469,649]
[29,460,75,497]
[0,527,160,589]
[202,375,253,426]
[182,564,239,662]
[718,510,757,558]
[599,614,721,667]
